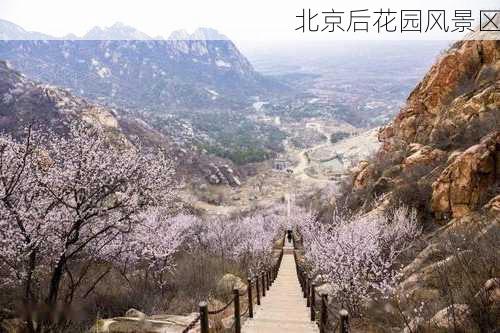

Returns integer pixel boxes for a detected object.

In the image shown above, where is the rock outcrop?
[379,40,499,150]
[402,145,446,170]
[373,40,500,219]
[429,304,472,331]
[340,33,499,333]
[351,160,373,190]
[485,195,500,213]
[431,132,499,218]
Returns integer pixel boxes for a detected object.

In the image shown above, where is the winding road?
[290,122,333,185]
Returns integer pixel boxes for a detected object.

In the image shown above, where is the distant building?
[273,159,289,171]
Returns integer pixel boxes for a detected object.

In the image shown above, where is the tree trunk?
[47,255,66,307]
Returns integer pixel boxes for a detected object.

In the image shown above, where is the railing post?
[233,288,241,333]
[310,283,316,322]
[199,301,209,333]
[268,270,272,287]
[247,278,253,318]
[296,265,300,286]
[303,273,308,298]
[306,278,310,307]
[340,309,349,333]
[261,273,266,297]
[279,247,283,267]
[266,271,270,291]
[300,269,305,293]
[256,276,261,305]
[320,294,328,333]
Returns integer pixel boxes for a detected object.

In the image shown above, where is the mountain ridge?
[0,19,289,111]
[0,19,232,41]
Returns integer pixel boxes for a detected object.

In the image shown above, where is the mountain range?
[0,20,230,40]
[0,19,288,111]
[0,19,291,172]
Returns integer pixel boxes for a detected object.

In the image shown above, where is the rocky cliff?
[347,38,499,333]
[378,40,499,149]
[355,40,499,221]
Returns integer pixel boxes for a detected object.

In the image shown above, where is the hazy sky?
[1,0,498,43]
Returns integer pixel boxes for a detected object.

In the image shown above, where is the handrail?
[181,314,201,333]
[183,234,286,332]
[207,298,234,315]
[292,232,350,333]
[188,231,348,332]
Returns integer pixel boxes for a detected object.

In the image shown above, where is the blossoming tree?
[297,204,420,315]
[0,123,182,329]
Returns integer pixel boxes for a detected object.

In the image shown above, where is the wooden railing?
[183,241,285,333]
[294,235,350,333]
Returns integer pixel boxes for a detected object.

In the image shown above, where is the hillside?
[0,60,124,136]
[0,20,291,166]
[355,39,499,221]
[342,39,499,332]
[0,60,251,195]
[0,20,288,111]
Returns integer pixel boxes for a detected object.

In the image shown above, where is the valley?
[0,20,432,218]
[0,16,498,333]
[184,118,379,216]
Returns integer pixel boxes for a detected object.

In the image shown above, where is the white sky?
[1,0,498,43]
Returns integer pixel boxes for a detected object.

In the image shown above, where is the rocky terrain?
[374,39,499,221]
[346,39,499,331]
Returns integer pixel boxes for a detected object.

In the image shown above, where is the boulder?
[402,145,446,170]
[219,165,241,187]
[475,278,500,305]
[216,274,246,296]
[124,308,146,320]
[429,304,471,330]
[208,174,220,185]
[485,195,500,213]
